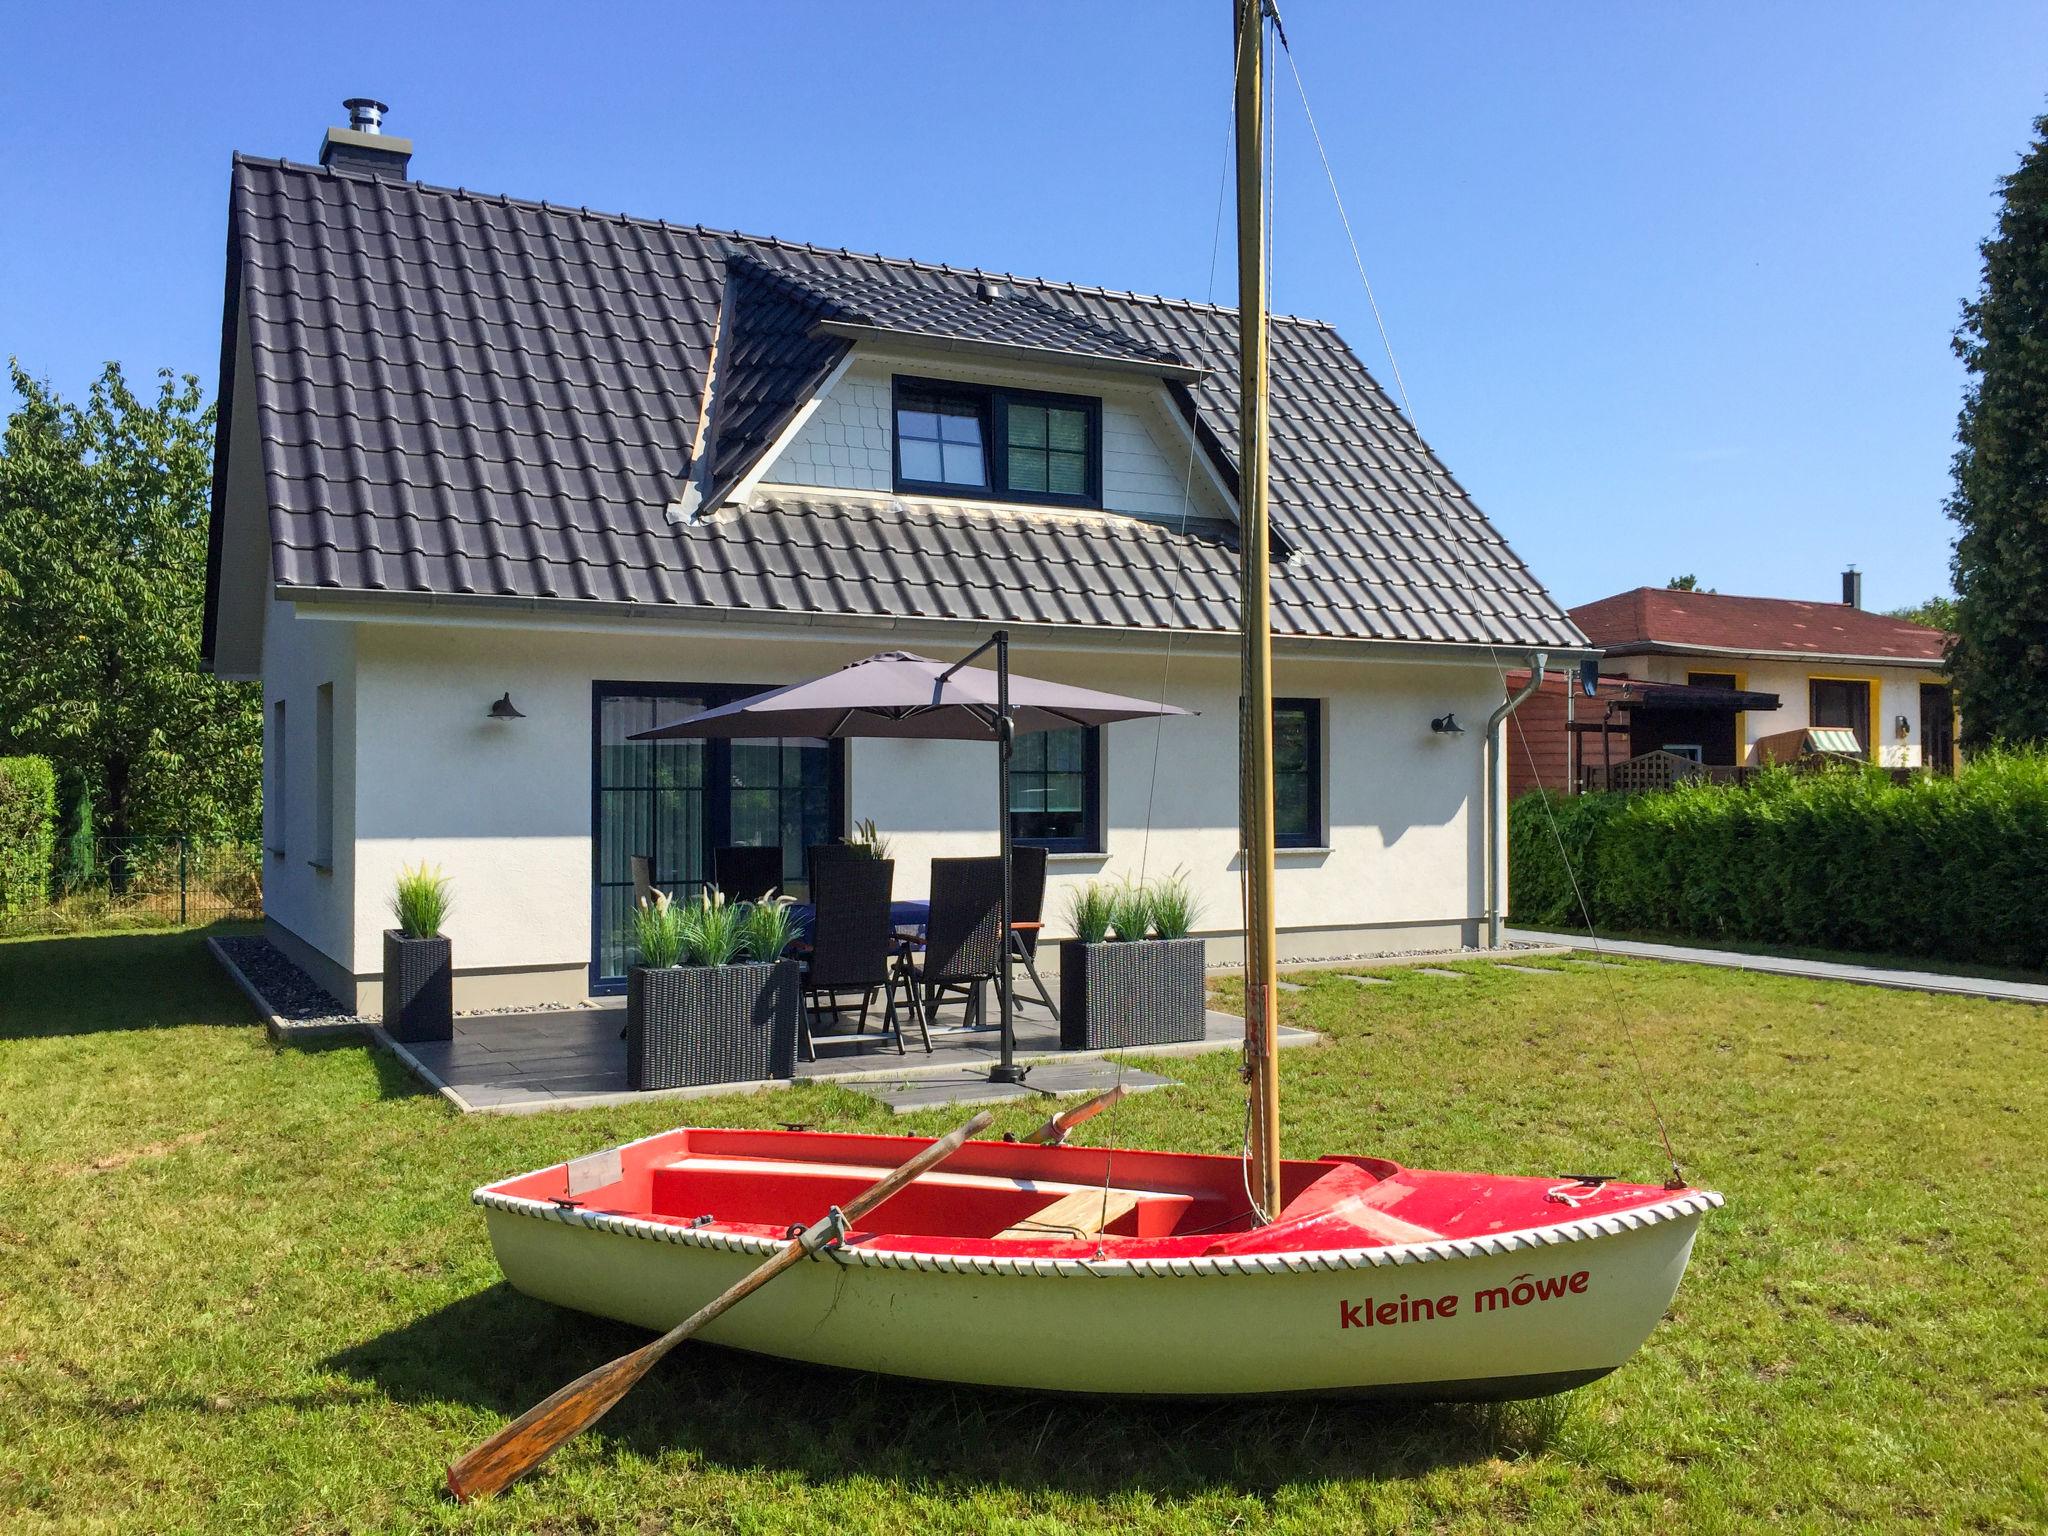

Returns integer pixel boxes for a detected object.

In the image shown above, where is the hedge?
[1509,749,2048,970]
[0,755,58,913]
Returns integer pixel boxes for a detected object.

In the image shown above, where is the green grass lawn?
[1,932,2042,1534]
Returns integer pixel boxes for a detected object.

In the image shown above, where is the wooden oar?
[1015,1084,1127,1146]
[446,1109,995,1503]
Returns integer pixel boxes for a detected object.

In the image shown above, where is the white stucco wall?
[259,589,358,970]
[1605,652,1946,767]
[767,353,1233,527]
[315,616,1496,995]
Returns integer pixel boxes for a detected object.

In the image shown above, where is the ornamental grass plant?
[1107,879,1153,942]
[1064,881,1114,944]
[1147,868,1203,941]
[631,891,687,968]
[739,894,799,964]
[388,863,452,938]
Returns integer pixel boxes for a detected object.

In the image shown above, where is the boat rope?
[1487,649,1688,1187]
[1270,7,1417,430]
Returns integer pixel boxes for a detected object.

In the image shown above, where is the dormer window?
[892,376,1100,508]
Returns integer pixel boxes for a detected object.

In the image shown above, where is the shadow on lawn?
[0,926,261,1042]
[330,1285,1556,1497]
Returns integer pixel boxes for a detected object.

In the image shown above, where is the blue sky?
[5,1,2043,612]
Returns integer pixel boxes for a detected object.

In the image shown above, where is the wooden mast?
[1234,0,1283,1220]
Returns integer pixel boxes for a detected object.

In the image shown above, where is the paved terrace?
[376,994,1308,1115]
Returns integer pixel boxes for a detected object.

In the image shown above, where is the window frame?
[891,375,1103,509]
[1272,697,1323,850]
[1008,724,1103,854]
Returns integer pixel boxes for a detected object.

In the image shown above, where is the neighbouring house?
[201,105,1587,1015]
[1502,668,1783,800]
[1570,573,1955,773]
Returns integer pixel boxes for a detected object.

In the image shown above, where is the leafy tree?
[1666,574,1715,593]
[1948,112,2048,746]
[1887,595,1959,632]
[0,361,259,842]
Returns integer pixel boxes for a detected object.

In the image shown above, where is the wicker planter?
[382,929,452,1043]
[627,958,800,1090]
[1058,937,1206,1050]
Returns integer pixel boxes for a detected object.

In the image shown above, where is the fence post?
[179,840,188,927]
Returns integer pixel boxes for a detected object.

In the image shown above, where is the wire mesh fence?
[0,837,264,936]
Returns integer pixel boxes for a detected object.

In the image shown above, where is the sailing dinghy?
[458,0,1716,1464]
[476,1126,1718,1399]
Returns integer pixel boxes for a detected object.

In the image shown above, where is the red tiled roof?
[1569,587,1949,665]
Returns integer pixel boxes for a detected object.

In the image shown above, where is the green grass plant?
[1064,880,1114,944]
[630,892,686,968]
[681,887,747,967]
[1,930,2043,1532]
[388,862,451,938]
[1106,878,1152,942]
[1147,868,1202,940]
[739,895,799,963]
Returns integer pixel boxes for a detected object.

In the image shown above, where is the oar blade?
[446,1345,654,1503]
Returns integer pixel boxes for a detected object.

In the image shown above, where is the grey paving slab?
[1006,1062,1173,1095]
[1415,967,1469,980]
[1492,963,1561,976]
[1274,979,1307,993]
[858,1077,1044,1114]
[1336,974,1393,986]
[1506,928,2048,1005]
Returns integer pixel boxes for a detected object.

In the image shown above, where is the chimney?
[1841,566,1862,609]
[318,97,412,180]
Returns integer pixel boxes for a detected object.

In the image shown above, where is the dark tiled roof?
[1573,588,1950,664]
[211,154,1583,653]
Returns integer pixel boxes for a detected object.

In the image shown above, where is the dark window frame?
[1273,697,1323,849]
[1008,724,1103,854]
[589,680,848,994]
[891,375,1103,509]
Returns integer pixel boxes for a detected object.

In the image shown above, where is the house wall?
[258,588,360,1001]
[766,353,1233,526]
[318,615,1499,1011]
[1605,654,1942,767]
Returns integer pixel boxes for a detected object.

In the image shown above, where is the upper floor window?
[893,376,1100,508]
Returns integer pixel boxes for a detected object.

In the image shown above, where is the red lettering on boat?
[1339,1300,1364,1329]
[1473,1270,1591,1314]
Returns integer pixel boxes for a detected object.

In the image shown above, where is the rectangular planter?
[1058,937,1206,1050]
[382,929,453,1043]
[627,958,801,1090]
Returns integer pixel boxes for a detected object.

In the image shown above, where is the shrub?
[1065,881,1115,944]
[389,863,452,938]
[1508,750,2048,969]
[1148,869,1203,940]
[0,756,57,913]
[54,768,95,895]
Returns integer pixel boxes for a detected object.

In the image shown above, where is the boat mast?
[1234,0,1283,1220]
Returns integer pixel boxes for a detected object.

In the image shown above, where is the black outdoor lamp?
[488,692,526,721]
[1430,712,1464,734]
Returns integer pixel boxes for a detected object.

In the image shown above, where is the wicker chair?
[1007,844,1059,1020]
[630,854,659,908]
[906,856,1006,1032]
[714,844,783,903]
[800,856,918,1059]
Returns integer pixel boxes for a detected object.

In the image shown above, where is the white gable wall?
[761,353,1232,527]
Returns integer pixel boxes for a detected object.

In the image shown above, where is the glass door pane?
[727,735,834,898]
[594,690,707,984]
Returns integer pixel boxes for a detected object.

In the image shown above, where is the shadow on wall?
[329,1284,1564,1499]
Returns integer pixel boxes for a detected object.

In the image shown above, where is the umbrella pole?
[990,630,1026,1084]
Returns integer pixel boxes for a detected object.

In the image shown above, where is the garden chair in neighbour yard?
[713,845,782,903]
[630,855,659,908]
[903,856,1006,1034]
[1008,844,1059,1021]
[799,856,919,1059]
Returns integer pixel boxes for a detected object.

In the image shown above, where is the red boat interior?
[486,1129,1685,1260]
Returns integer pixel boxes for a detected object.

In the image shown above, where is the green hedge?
[0,755,58,913]
[1509,750,2048,970]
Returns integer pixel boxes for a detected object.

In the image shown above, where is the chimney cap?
[343,97,390,134]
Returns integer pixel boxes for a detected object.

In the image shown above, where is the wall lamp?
[1430,713,1465,735]
[488,692,526,721]
[1894,714,1910,737]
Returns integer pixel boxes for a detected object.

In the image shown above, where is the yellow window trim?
[1804,672,1884,760]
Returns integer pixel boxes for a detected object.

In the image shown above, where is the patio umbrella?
[631,634,1191,1082]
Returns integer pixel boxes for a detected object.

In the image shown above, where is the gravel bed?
[215,935,366,1026]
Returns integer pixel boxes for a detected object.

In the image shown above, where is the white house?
[202,107,1588,1015]
[1572,576,1954,771]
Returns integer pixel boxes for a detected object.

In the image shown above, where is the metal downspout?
[1485,653,1548,948]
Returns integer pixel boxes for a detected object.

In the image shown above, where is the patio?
[380,991,1307,1114]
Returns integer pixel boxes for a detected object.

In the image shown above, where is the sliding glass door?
[591,683,842,991]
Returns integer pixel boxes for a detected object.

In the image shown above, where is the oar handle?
[1019,1084,1127,1146]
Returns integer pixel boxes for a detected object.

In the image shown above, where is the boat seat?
[995,1188,1141,1241]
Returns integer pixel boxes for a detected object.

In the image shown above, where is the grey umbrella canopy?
[628,651,1192,742]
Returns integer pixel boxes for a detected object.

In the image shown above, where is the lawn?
[1,932,2042,1534]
